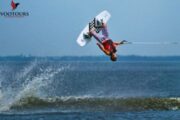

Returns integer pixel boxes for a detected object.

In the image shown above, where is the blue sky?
[0,0,180,56]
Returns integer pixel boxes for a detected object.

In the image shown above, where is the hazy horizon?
[0,55,180,57]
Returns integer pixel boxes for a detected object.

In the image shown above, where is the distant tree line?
[0,55,180,61]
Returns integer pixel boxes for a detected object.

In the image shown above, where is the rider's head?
[110,53,117,61]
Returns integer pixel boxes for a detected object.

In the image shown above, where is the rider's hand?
[121,40,128,44]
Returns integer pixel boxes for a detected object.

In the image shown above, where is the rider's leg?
[90,31,104,44]
[101,23,109,38]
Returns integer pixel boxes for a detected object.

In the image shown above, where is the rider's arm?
[114,40,127,46]
[113,42,122,46]
[97,43,110,55]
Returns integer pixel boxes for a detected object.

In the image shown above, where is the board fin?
[83,33,92,39]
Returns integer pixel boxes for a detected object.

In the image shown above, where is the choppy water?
[0,60,179,120]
